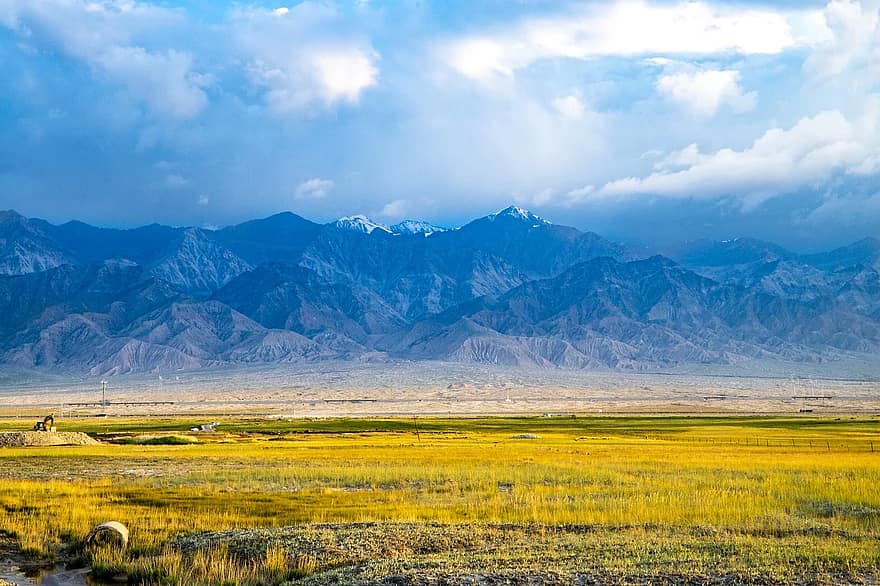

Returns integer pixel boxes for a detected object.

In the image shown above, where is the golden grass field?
[0,415,878,584]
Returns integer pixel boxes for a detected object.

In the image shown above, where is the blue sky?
[0,0,878,249]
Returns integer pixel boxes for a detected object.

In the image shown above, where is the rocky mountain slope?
[0,211,72,275]
[0,207,876,374]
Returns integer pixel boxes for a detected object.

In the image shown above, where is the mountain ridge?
[0,208,877,374]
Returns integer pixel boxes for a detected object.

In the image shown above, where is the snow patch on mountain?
[488,206,551,226]
[334,215,391,234]
[390,220,448,236]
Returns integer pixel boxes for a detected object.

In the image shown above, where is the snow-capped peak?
[390,220,448,236]
[333,215,391,234]
[489,206,550,225]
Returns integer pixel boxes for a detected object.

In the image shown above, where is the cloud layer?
[440,1,808,82]
[233,4,379,113]
[0,0,878,249]
[656,69,756,116]
[1,0,208,119]
[600,103,880,211]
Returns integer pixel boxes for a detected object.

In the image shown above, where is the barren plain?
[1,362,878,417]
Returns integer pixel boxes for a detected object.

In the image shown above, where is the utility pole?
[101,380,108,406]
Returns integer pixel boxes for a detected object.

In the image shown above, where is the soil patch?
[0,432,98,447]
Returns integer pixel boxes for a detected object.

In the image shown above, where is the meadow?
[0,415,878,584]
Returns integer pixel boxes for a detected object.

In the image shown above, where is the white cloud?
[514,185,600,208]
[96,47,208,119]
[197,194,210,206]
[164,173,189,189]
[295,177,334,199]
[514,188,556,207]
[233,4,379,113]
[653,143,704,170]
[551,95,586,119]
[0,0,207,120]
[796,185,880,230]
[599,102,880,209]
[377,199,408,219]
[565,185,595,204]
[311,50,379,104]
[441,1,812,82]
[803,0,880,81]
[851,153,880,175]
[443,39,512,80]
[656,69,756,117]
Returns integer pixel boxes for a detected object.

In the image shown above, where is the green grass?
[0,415,878,584]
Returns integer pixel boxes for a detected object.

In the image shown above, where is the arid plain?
[2,362,879,418]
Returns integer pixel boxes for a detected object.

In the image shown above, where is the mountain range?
[1,207,878,375]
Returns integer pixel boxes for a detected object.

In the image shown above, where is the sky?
[0,0,879,250]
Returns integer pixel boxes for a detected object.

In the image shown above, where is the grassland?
[0,415,878,584]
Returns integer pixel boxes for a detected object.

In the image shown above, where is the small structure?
[33,415,55,432]
[85,521,129,549]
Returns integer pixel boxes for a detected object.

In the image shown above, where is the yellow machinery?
[33,415,55,432]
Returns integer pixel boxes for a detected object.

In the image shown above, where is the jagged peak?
[390,220,448,236]
[0,210,26,225]
[488,206,550,226]
[852,236,880,249]
[333,215,391,234]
